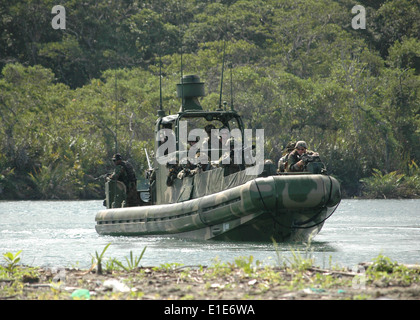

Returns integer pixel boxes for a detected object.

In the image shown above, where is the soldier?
[287,141,319,172]
[201,124,217,160]
[218,126,230,148]
[108,153,139,206]
[166,161,180,186]
[187,136,199,153]
[277,142,295,172]
[219,137,242,175]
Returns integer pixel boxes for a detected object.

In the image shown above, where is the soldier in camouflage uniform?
[219,137,242,176]
[287,141,320,172]
[277,142,295,172]
[109,153,139,206]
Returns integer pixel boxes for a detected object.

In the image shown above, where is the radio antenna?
[114,70,119,153]
[157,51,165,117]
[230,63,234,111]
[179,2,185,112]
[159,54,163,111]
[180,47,184,111]
[218,40,226,110]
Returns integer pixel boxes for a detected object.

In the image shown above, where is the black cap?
[112,153,122,161]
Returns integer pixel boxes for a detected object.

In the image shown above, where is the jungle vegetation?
[0,0,419,199]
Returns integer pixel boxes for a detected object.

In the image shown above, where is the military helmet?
[204,124,215,134]
[226,137,236,149]
[285,142,296,152]
[112,153,123,161]
[295,141,307,149]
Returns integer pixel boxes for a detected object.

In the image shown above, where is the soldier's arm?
[289,162,304,172]
[288,154,304,172]
[109,165,123,180]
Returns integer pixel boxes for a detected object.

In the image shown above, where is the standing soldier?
[108,153,139,206]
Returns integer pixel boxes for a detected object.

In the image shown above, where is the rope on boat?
[254,177,340,230]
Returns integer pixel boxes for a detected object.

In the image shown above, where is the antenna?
[157,52,165,117]
[159,54,163,110]
[218,40,226,110]
[230,63,234,111]
[180,48,184,111]
[179,1,185,112]
[114,70,119,153]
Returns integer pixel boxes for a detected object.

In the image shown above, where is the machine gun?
[300,153,326,174]
[144,148,154,180]
[145,148,153,171]
[95,173,111,181]
[301,153,317,165]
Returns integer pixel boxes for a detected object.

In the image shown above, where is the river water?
[0,199,419,270]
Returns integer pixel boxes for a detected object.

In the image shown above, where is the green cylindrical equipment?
[177,75,205,111]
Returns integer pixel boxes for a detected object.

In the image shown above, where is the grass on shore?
[1,244,420,300]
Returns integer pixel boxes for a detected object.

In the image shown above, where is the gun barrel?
[145,148,153,170]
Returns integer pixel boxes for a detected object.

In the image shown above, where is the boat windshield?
[155,112,244,160]
[176,113,243,152]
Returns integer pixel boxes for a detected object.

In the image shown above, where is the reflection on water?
[0,199,419,268]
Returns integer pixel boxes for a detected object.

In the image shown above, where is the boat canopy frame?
[155,109,245,164]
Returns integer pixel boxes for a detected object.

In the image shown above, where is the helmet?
[295,141,307,149]
[204,124,215,134]
[112,153,122,161]
[285,142,296,152]
[226,137,235,146]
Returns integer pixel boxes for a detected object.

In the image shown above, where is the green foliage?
[361,162,420,198]
[113,247,147,272]
[0,0,419,199]
[371,0,420,58]
[273,235,316,271]
[0,168,16,197]
[231,255,262,275]
[368,254,399,273]
[367,254,420,286]
[360,169,405,199]
[2,251,22,274]
[153,262,184,272]
[28,165,67,199]
[91,243,111,275]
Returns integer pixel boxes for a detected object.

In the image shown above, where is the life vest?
[120,161,137,183]
[278,154,290,172]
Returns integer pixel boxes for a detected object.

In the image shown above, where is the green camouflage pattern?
[96,168,340,241]
[95,75,341,242]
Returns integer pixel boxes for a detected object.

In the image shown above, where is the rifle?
[300,153,326,174]
[94,173,111,180]
[301,153,323,164]
[301,153,316,165]
[145,148,153,171]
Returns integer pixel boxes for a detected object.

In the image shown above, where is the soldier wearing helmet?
[287,141,319,172]
[277,141,295,172]
[108,153,139,206]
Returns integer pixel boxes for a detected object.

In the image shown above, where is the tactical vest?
[120,161,137,183]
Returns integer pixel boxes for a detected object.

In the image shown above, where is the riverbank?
[2,255,420,300]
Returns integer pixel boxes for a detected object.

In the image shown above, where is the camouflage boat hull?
[95,74,341,242]
[95,173,340,242]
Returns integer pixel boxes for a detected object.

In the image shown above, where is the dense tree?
[0,0,419,199]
